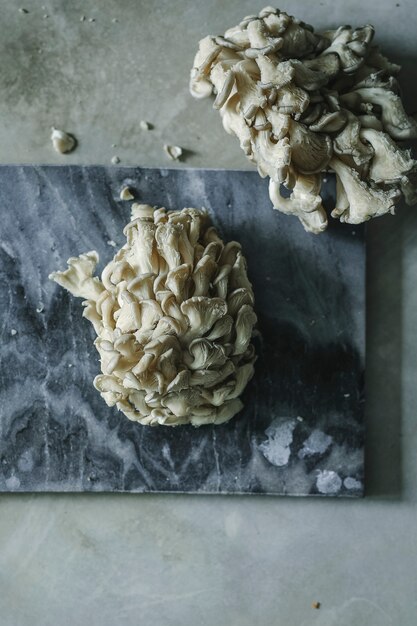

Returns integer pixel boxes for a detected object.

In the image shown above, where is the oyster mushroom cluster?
[49,205,257,426]
[190,6,417,233]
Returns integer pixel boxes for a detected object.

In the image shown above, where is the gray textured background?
[0,0,416,624]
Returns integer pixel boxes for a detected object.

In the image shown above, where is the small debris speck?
[140,120,151,131]
[112,18,118,23]
[344,393,350,398]
[107,240,117,247]
[43,14,49,18]
[322,177,328,183]
[111,156,120,165]
[88,17,95,22]
[19,8,29,14]
[36,305,44,313]
[111,143,117,148]
[163,144,183,161]
[80,15,86,22]
[120,186,134,201]
[312,601,321,609]
[297,416,303,422]
[11,329,17,336]
[51,128,76,154]
[68,364,73,368]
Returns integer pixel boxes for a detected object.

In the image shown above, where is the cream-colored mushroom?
[189,36,221,98]
[360,127,415,185]
[320,25,374,74]
[330,157,400,223]
[349,86,417,140]
[190,6,417,231]
[49,205,257,427]
[269,171,327,233]
[333,112,374,170]
[288,120,332,174]
[49,252,104,300]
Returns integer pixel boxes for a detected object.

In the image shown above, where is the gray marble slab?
[0,166,365,495]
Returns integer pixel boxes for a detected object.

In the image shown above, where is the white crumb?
[51,127,76,154]
[163,144,183,160]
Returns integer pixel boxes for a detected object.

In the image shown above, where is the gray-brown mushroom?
[190,6,417,233]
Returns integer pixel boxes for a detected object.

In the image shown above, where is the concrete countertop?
[0,1,416,624]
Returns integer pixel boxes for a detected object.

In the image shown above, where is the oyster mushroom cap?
[251,132,291,183]
[303,53,340,80]
[360,127,415,185]
[219,92,253,155]
[349,87,417,140]
[320,24,374,74]
[333,111,374,171]
[190,36,221,98]
[50,205,257,427]
[288,120,333,174]
[48,251,104,300]
[256,55,295,90]
[269,172,328,234]
[330,156,401,223]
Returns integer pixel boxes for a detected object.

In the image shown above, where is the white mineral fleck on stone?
[107,240,117,247]
[344,476,362,490]
[316,470,342,494]
[259,419,296,467]
[10,329,17,336]
[17,451,34,473]
[5,475,20,489]
[298,429,333,459]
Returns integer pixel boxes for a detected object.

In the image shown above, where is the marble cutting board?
[0,166,365,496]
